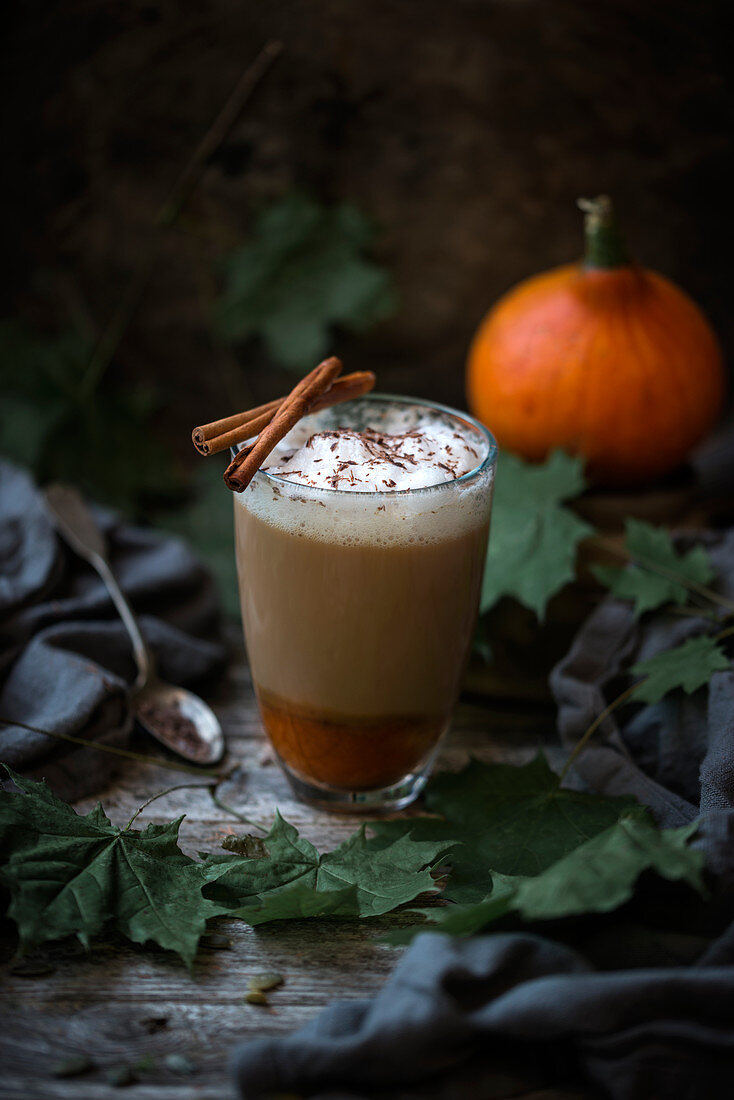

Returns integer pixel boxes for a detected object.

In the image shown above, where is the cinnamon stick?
[192,370,376,456]
[223,357,343,493]
[192,397,282,455]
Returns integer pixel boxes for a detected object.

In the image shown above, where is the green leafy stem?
[560,543,734,783]
[0,758,708,964]
[0,718,226,780]
[560,620,734,783]
[588,532,734,618]
[480,462,734,785]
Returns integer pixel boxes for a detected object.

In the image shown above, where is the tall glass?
[233,395,496,811]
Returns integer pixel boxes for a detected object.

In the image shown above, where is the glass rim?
[232,392,498,499]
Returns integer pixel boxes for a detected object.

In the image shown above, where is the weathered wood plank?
[1,1084,234,1100]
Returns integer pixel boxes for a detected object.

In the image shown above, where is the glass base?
[281,759,433,813]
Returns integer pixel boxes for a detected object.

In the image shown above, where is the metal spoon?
[43,484,225,765]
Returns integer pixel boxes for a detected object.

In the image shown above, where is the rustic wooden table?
[0,641,576,1100]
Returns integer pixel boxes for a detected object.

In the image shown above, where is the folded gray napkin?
[0,461,227,800]
[232,527,734,1100]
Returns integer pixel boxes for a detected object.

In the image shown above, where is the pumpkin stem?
[577,195,629,269]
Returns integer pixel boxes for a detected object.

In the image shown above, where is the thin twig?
[79,39,283,400]
[558,682,639,783]
[589,534,734,616]
[666,604,723,624]
[156,39,283,228]
[210,791,268,834]
[124,782,214,831]
[0,717,224,780]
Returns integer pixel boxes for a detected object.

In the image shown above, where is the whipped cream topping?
[263,418,482,492]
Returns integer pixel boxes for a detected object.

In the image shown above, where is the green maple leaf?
[592,519,715,617]
[481,451,592,620]
[0,322,91,469]
[214,193,397,371]
[0,757,711,961]
[371,755,635,904]
[0,320,183,512]
[631,635,730,704]
[388,813,705,943]
[0,769,225,967]
[201,812,451,924]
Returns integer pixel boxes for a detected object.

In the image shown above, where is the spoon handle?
[43,485,153,691]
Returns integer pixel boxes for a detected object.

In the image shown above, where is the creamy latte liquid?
[234,396,496,807]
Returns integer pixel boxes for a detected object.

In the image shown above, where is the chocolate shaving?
[265,420,482,491]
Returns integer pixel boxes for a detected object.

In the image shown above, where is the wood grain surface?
[0,642,577,1100]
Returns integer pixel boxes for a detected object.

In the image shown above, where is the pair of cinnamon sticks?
[191,358,375,492]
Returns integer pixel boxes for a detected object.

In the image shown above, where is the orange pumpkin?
[466,197,726,485]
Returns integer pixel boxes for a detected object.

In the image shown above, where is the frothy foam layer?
[237,400,494,549]
[263,415,482,492]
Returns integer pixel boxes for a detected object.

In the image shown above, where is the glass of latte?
[233,395,496,811]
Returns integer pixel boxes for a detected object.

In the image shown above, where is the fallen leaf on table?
[0,768,227,968]
[480,451,592,620]
[631,635,730,704]
[0,755,708,961]
[201,812,452,923]
[387,813,705,943]
[592,518,716,618]
[371,755,636,904]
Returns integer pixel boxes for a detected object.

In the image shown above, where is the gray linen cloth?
[232,529,734,1100]
[0,461,227,800]
[233,933,734,1100]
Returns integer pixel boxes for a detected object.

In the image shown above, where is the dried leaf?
[221,833,268,858]
[248,971,284,992]
[245,990,268,1006]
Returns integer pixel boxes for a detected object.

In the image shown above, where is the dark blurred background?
[1,0,731,602]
